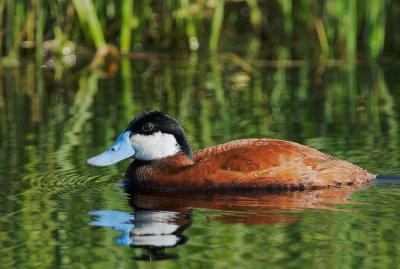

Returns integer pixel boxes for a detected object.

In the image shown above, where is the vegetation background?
[0,0,399,66]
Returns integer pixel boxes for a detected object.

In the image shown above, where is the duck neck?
[175,133,193,160]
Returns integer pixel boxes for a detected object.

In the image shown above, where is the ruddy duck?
[87,111,375,190]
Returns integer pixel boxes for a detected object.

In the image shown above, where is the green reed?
[120,0,133,54]
[0,0,398,67]
[209,0,224,52]
[72,0,105,49]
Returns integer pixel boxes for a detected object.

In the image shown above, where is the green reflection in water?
[0,56,400,268]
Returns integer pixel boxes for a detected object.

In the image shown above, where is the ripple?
[21,170,119,192]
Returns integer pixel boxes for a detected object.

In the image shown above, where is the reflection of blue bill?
[89,210,181,247]
[89,210,135,245]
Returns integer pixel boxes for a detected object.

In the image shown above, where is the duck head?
[86,111,193,166]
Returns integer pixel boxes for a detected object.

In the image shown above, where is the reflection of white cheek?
[130,235,180,247]
[133,222,179,235]
[131,211,181,247]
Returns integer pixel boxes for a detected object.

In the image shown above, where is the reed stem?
[209,0,224,52]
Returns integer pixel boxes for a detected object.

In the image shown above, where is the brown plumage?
[126,139,375,190]
[87,111,375,191]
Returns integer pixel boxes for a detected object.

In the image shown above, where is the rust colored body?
[125,139,375,190]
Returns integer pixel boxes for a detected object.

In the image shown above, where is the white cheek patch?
[130,132,181,161]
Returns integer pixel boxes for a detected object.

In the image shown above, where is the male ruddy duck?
[87,111,375,190]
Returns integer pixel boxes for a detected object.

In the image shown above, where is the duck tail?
[374,174,400,184]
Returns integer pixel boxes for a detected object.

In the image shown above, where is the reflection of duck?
[87,111,375,190]
[90,186,360,261]
[126,185,362,224]
[89,208,191,261]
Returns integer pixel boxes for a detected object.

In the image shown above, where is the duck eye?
[142,123,154,132]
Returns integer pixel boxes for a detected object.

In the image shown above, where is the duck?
[86,111,376,190]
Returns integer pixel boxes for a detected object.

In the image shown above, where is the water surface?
[1,56,400,268]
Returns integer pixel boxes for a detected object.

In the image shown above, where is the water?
[1,55,400,269]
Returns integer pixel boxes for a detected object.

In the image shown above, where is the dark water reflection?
[1,56,400,268]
